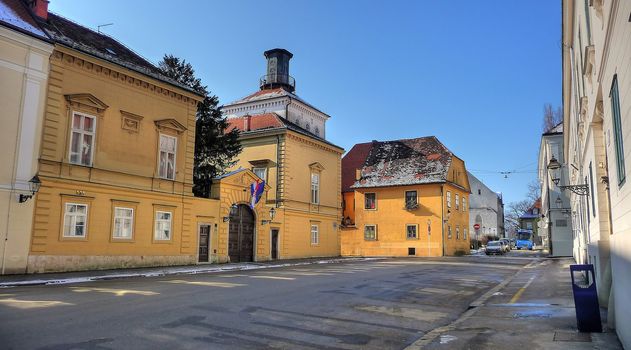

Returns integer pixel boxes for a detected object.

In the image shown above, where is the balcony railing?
[260,74,295,91]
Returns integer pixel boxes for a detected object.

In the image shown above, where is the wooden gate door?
[228,205,255,262]
[198,225,210,262]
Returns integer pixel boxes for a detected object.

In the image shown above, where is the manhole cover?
[553,331,592,342]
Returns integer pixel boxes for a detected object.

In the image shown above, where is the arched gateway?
[228,204,255,262]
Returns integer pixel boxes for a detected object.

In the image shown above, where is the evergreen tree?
[158,55,242,198]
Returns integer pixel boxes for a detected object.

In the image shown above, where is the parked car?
[500,238,512,252]
[485,241,504,255]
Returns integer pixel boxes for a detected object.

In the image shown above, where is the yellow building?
[24,7,272,272]
[341,137,471,257]
[0,0,53,274]
[222,49,344,260]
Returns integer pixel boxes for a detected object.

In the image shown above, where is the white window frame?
[154,210,173,241]
[310,224,319,245]
[455,194,460,210]
[463,228,467,240]
[456,226,460,240]
[158,134,177,180]
[406,224,418,240]
[63,203,88,237]
[462,198,466,211]
[253,167,267,182]
[446,191,451,208]
[113,207,134,239]
[311,172,320,204]
[405,190,418,209]
[447,225,452,239]
[69,111,96,166]
[364,224,377,241]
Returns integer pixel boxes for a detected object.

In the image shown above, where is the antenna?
[97,23,114,33]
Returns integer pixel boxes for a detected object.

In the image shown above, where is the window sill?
[152,239,173,244]
[111,238,135,243]
[60,236,88,241]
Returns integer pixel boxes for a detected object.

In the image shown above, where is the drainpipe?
[441,185,445,256]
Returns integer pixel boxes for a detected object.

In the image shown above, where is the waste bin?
[569,264,602,332]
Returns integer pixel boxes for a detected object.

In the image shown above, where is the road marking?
[355,305,447,322]
[249,275,295,280]
[70,287,159,296]
[509,275,536,304]
[162,280,245,288]
[0,298,74,309]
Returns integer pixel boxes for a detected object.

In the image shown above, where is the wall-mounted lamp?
[443,209,451,223]
[555,196,563,209]
[222,203,239,222]
[261,207,276,225]
[18,175,41,203]
[547,156,589,196]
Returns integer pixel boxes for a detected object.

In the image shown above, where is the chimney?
[355,169,362,181]
[29,0,49,20]
[244,115,251,131]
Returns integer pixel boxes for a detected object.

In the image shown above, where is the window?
[159,134,177,180]
[406,224,418,239]
[69,112,96,166]
[462,198,466,211]
[455,194,460,210]
[456,226,460,240]
[154,211,172,240]
[446,191,451,208]
[405,191,418,209]
[113,207,134,239]
[463,229,467,240]
[311,173,320,204]
[310,224,319,245]
[365,193,376,210]
[364,225,377,241]
[253,167,267,182]
[478,189,481,195]
[63,203,88,237]
[589,162,595,216]
[611,75,626,185]
[447,225,452,239]
[526,222,533,230]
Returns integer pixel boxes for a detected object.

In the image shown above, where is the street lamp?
[547,157,589,196]
[261,207,277,225]
[555,196,563,209]
[223,203,239,222]
[18,175,41,203]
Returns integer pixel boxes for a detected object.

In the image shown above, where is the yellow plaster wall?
[341,184,469,257]
[226,130,343,259]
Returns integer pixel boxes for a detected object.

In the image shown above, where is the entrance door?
[271,229,279,260]
[198,224,211,262]
[228,204,255,262]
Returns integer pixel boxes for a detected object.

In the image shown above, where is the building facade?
[0,0,53,274]
[538,124,574,257]
[467,171,505,243]
[223,49,344,260]
[562,0,631,345]
[518,200,542,245]
[341,137,471,257]
[22,4,270,272]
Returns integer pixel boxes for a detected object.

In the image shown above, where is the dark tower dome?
[259,48,296,93]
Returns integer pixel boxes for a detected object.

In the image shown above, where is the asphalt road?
[0,255,536,349]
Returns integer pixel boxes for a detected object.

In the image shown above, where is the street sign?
[474,224,480,230]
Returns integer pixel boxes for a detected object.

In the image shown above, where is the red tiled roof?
[226,113,284,133]
[0,0,48,39]
[343,136,456,190]
[341,143,372,192]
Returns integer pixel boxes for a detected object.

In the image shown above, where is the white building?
[562,0,631,346]
[538,123,573,257]
[0,0,53,274]
[468,171,505,242]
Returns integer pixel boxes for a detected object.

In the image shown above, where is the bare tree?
[505,199,532,233]
[526,180,541,203]
[542,103,563,133]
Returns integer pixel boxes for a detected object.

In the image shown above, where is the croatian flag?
[250,180,265,209]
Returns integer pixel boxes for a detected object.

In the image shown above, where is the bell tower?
[260,48,295,93]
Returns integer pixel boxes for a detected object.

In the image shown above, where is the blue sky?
[48,0,561,205]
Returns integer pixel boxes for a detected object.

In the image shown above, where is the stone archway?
[228,204,255,262]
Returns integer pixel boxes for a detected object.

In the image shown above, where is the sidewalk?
[406,257,623,350]
[0,257,376,288]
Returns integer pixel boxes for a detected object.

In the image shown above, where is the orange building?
[341,137,471,257]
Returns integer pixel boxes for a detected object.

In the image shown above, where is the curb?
[0,257,380,288]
